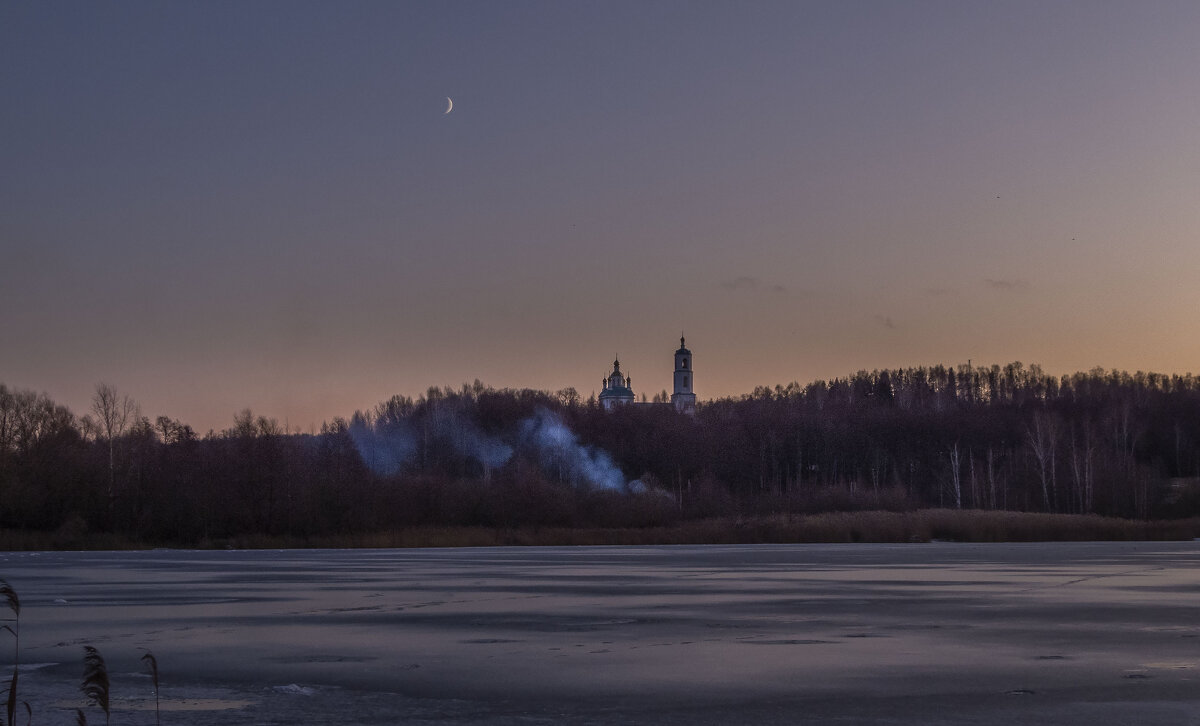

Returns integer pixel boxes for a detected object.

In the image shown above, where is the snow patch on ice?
[272,684,317,696]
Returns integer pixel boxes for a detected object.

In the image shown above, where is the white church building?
[598,337,696,415]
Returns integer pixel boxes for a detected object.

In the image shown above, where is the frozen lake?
[3,542,1200,724]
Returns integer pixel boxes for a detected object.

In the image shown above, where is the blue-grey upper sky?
[4,1,1199,432]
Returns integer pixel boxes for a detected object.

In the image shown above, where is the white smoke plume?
[348,419,416,477]
[348,404,637,493]
[448,417,513,473]
[519,409,630,492]
[349,408,511,477]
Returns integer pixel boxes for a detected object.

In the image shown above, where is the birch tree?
[948,442,962,509]
[1025,410,1059,512]
[92,383,138,508]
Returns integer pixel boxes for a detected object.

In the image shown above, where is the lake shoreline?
[4,508,1200,551]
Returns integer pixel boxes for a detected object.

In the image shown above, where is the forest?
[2,362,1200,546]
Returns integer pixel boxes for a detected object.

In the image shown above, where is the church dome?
[599,356,635,407]
[599,384,634,398]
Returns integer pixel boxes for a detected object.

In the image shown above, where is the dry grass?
[0,528,139,552]
[202,510,1200,548]
[3,510,1198,550]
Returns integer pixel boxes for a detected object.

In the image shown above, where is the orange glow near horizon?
[4,3,1200,433]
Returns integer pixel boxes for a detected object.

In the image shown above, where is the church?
[598,337,697,415]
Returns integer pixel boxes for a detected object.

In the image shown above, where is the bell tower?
[670,336,697,415]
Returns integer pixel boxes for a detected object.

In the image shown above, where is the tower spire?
[671,335,696,415]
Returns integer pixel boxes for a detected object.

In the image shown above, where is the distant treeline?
[3,362,1200,545]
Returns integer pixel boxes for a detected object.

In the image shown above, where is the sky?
[3,1,1200,433]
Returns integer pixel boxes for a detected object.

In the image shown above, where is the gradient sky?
[4,1,1200,433]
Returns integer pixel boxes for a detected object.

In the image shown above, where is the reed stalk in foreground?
[1,578,23,726]
[141,650,160,726]
[80,646,110,726]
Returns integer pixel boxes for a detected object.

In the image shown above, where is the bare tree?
[92,383,138,507]
[0,386,75,458]
[986,445,1000,509]
[968,448,979,509]
[1025,410,1059,512]
[256,415,282,437]
[78,414,100,442]
[948,442,962,509]
[1070,420,1095,514]
[0,384,13,457]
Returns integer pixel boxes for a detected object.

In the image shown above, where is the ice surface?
[2,542,1199,724]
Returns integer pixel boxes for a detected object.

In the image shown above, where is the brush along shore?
[3,509,1199,550]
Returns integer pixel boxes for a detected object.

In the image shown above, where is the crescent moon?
[444,97,453,115]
